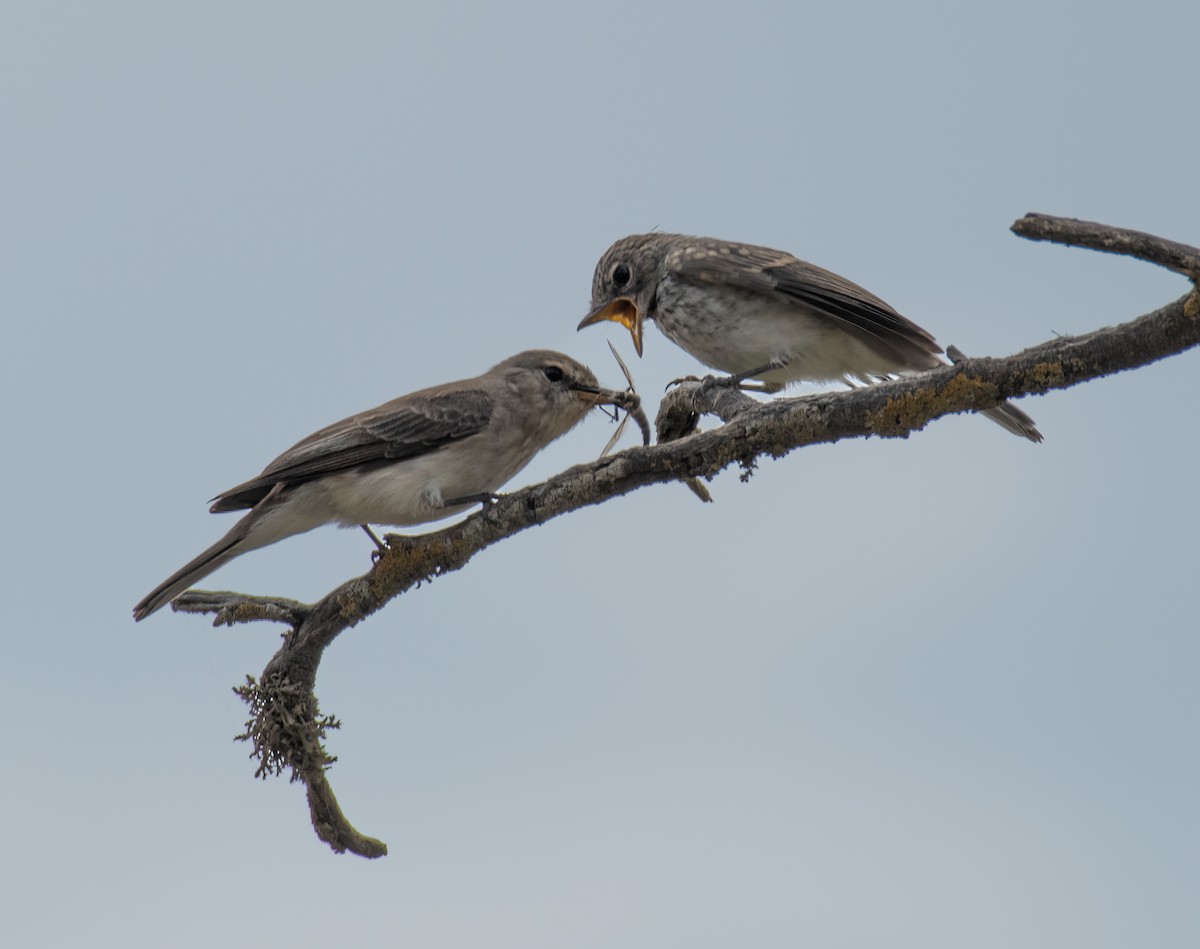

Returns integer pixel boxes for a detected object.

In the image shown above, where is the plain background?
[4,2,1197,946]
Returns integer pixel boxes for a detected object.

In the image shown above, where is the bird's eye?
[612,263,631,287]
[543,365,565,382]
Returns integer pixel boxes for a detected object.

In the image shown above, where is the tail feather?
[983,400,1042,443]
[133,517,253,621]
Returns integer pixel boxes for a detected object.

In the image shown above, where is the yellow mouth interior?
[604,298,638,331]
[579,297,644,355]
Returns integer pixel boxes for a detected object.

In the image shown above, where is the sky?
[3,1,1198,946]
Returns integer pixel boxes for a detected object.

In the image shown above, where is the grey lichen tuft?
[233,674,340,782]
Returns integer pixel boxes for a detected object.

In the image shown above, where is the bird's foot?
[670,359,789,394]
[698,372,781,395]
[361,524,390,561]
[668,372,777,393]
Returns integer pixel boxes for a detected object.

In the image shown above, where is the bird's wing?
[666,241,942,359]
[210,389,494,512]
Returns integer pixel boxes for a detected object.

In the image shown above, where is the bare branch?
[174,591,311,627]
[306,768,388,858]
[180,216,1200,857]
[1012,212,1200,279]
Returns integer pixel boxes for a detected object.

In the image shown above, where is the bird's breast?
[654,278,818,379]
[315,429,559,529]
[313,451,474,527]
[654,276,924,385]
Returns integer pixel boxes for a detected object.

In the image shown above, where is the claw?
[361,524,389,561]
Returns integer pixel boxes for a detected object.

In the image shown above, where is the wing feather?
[667,240,942,362]
[209,389,494,512]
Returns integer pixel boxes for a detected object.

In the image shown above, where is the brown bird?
[134,350,634,620]
[579,233,1040,441]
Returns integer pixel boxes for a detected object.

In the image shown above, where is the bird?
[578,233,1041,441]
[134,350,631,621]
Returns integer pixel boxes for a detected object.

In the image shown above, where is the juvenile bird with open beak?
[579,233,1041,441]
[134,350,639,621]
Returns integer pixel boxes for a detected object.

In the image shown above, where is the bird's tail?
[984,401,1042,443]
[133,516,254,621]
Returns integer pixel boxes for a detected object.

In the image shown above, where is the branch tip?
[1011,213,1200,279]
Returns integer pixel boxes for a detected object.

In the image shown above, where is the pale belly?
[294,434,549,529]
[654,277,936,385]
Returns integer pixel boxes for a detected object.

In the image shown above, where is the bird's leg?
[721,357,790,392]
[361,524,390,562]
[443,492,500,510]
[728,378,785,394]
[669,358,789,394]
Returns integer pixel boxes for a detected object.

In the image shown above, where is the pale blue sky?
[3,2,1197,946]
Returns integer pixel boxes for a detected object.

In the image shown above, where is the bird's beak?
[570,383,633,409]
[571,383,648,447]
[577,297,644,357]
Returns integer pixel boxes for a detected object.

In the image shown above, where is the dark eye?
[612,263,631,287]
[543,365,565,382]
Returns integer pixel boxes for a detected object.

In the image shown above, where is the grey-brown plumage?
[134,350,630,621]
[579,233,1041,441]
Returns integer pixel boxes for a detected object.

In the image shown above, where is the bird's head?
[577,234,667,357]
[495,350,643,443]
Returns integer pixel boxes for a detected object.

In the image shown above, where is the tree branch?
[174,214,1200,857]
[1011,212,1200,278]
